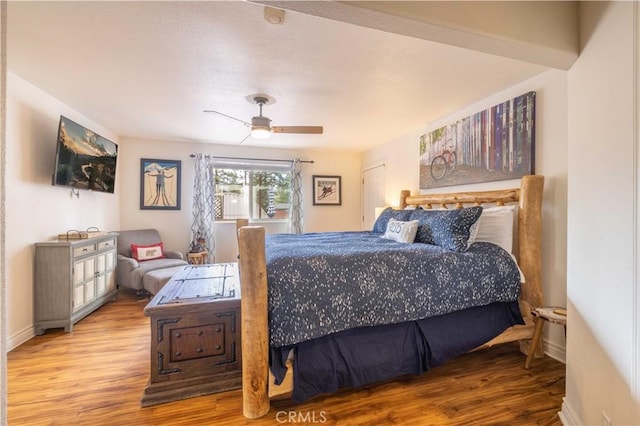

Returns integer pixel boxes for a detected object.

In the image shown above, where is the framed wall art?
[140,158,181,210]
[312,175,341,206]
[419,91,536,189]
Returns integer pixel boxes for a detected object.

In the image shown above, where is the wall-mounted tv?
[52,116,118,194]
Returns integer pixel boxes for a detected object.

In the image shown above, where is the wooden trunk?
[141,263,242,407]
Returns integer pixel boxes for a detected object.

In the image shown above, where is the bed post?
[517,175,544,353]
[235,219,249,259]
[237,226,270,419]
[399,190,411,209]
[236,218,249,232]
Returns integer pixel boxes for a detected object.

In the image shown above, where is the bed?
[236,174,544,419]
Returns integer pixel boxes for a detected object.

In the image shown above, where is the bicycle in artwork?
[430,148,457,180]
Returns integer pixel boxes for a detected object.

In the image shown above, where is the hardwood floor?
[8,291,565,425]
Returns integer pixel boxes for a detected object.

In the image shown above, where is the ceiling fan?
[204,95,323,143]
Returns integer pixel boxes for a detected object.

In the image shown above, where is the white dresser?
[34,233,118,335]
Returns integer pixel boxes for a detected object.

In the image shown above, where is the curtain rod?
[189,154,313,164]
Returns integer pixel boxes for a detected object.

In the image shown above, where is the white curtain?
[289,158,303,234]
[190,154,216,263]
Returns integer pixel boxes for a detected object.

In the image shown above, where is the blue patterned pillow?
[409,206,483,252]
[372,208,413,233]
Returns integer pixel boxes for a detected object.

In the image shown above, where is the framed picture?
[140,158,181,210]
[313,175,341,206]
[419,91,536,189]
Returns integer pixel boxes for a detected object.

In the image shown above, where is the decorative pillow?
[130,242,165,261]
[474,205,516,253]
[467,215,481,250]
[372,207,413,233]
[409,206,483,252]
[381,219,419,243]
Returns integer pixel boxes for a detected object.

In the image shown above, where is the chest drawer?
[73,244,96,257]
[98,239,116,251]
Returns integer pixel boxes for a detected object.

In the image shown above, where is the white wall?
[5,74,363,347]
[1,4,7,423]
[6,72,121,349]
[363,68,569,361]
[563,2,639,425]
[117,138,362,263]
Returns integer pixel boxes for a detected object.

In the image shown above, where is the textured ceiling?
[7,1,552,152]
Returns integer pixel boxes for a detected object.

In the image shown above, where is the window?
[214,167,291,221]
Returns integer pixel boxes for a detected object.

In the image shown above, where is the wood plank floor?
[8,291,565,425]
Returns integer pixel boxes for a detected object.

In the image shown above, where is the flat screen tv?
[52,116,118,194]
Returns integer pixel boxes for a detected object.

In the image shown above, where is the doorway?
[362,163,386,230]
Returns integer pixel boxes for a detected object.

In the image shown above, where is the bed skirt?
[269,301,523,403]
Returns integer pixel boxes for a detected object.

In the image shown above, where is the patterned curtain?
[289,158,303,234]
[190,154,216,263]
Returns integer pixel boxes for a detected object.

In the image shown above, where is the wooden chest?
[141,263,241,406]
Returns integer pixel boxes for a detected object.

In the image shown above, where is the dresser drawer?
[73,244,96,257]
[98,239,116,251]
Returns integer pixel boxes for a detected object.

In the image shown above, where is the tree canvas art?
[420,91,535,189]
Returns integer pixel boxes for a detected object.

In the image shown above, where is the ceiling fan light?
[251,125,271,139]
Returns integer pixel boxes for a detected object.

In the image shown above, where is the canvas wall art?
[140,158,181,210]
[420,91,535,189]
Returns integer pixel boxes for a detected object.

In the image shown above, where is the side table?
[525,306,567,369]
[141,263,241,406]
[187,250,208,265]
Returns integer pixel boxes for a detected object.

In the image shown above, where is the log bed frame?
[236,174,544,419]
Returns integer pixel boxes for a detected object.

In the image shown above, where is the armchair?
[115,228,188,292]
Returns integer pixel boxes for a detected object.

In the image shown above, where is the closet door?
[362,163,386,230]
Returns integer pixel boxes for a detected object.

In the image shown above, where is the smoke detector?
[264,6,285,25]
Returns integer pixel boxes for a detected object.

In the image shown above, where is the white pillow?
[473,205,516,253]
[381,219,419,243]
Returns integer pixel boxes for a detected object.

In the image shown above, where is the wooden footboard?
[237,175,544,419]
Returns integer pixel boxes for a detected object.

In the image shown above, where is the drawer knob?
[215,345,222,350]
[197,347,203,353]
[216,327,222,333]
[198,330,203,336]
[175,332,182,338]
[175,352,182,357]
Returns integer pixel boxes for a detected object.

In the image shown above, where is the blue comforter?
[266,231,521,347]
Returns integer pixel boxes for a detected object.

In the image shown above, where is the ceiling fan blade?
[271,126,323,134]
[238,133,251,145]
[203,110,251,127]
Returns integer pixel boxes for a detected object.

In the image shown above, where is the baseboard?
[7,325,34,352]
[558,397,580,425]
[544,337,566,363]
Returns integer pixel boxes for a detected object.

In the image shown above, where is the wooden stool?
[187,251,208,265]
[525,306,567,369]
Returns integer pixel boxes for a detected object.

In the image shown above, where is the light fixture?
[251,111,272,139]
[251,125,271,139]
